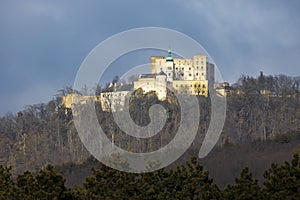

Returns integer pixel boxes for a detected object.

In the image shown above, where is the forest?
[0,72,300,198]
[0,154,299,199]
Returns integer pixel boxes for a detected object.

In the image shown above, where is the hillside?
[0,72,299,177]
[58,135,300,188]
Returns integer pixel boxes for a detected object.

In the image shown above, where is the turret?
[165,50,174,82]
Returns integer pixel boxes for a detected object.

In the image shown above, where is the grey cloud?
[0,0,299,115]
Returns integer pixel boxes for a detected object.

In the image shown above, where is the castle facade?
[133,50,215,100]
[62,51,217,112]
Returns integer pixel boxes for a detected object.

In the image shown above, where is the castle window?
[202,73,204,76]
[176,67,178,70]
[168,73,171,76]
[196,73,198,76]
[189,67,191,70]
[201,66,203,70]
[181,67,184,70]
[189,74,192,76]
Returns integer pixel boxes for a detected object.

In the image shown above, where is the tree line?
[0,154,299,199]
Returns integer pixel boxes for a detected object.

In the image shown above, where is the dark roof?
[117,84,133,91]
[158,70,167,76]
[139,74,156,78]
[166,50,173,62]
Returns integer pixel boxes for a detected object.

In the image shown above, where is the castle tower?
[165,50,174,82]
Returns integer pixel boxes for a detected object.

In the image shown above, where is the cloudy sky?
[0,0,299,115]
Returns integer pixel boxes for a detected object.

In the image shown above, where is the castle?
[62,51,221,112]
[134,50,215,100]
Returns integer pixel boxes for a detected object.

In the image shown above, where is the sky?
[0,0,299,115]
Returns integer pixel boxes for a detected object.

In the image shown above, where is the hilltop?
[0,72,299,178]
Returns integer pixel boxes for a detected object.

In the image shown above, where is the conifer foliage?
[0,154,299,199]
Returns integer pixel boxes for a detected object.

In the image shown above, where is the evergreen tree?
[263,154,300,199]
[0,164,17,200]
[34,165,67,199]
[16,171,39,200]
[83,163,136,199]
[223,167,264,200]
